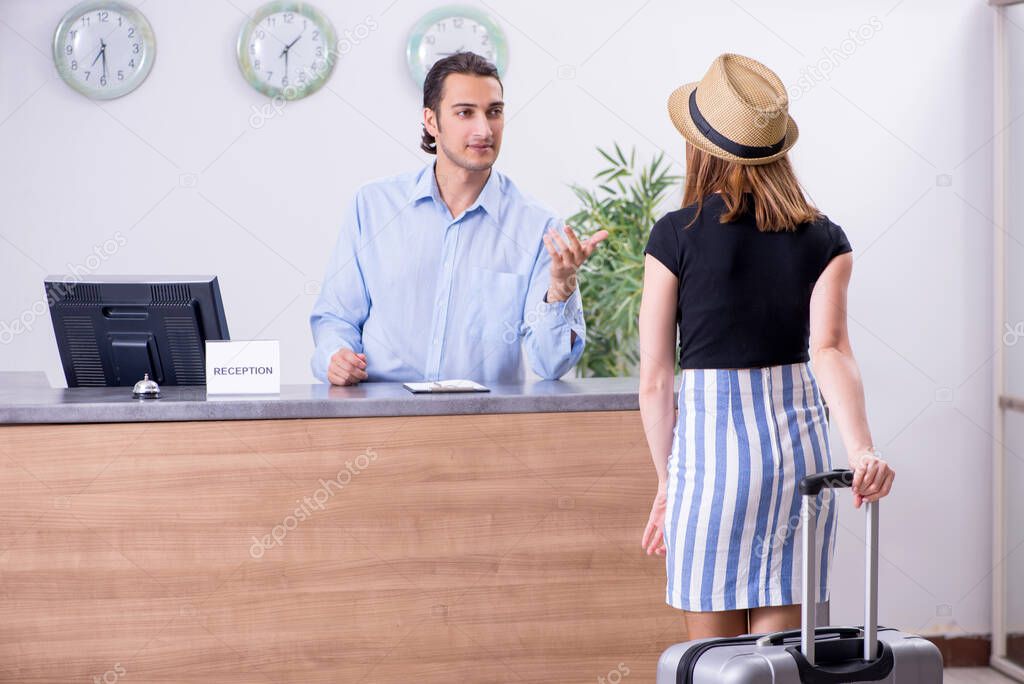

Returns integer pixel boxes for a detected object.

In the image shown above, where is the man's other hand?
[328,348,368,385]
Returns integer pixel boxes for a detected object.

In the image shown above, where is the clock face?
[407,6,508,85]
[52,1,156,100]
[237,2,337,100]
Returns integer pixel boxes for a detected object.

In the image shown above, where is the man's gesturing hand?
[542,225,609,302]
[328,348,368,386]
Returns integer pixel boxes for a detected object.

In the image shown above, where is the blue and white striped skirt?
[663,361,838,612]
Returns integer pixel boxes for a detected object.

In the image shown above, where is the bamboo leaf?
[571,144,683,377]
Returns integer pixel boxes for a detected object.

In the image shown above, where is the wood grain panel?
[0,411,683,683]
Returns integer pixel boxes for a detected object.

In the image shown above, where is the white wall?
[0,0,1001,637]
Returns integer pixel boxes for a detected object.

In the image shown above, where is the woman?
[638,53,895,640]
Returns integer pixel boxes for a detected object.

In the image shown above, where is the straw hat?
[667,53,797,166]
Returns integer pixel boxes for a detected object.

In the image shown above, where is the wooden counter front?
[0,410,680,682]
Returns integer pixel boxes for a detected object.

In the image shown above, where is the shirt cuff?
[311,328,363,383]
[540,285,584,333]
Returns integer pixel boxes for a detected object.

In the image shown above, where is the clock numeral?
[312,29,319,40]
[265,70,273,80]
[437,21,446,32]
[117,70,124,81]
[117,16,123,26]
[315,46,323,57]
[480,34,490,45]
[298,71,307,83]
[256,29,265,39]
[69,29,77,41]
[80,16,90,26]
[254,59,261,69]
[425,35,436,45]
[133,42,140,53]
[129,58,135,68]
[97,10,108,22]
[283,12,294,23]
[249,43,255,55]
[453,18,464,28]
[266,16,276,27]
[84,70,91,80]
[70,60,78,71]
[99,75,107,86]
[65,44,73,55]
[128,27,135,37]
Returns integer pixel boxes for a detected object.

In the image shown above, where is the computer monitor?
[45,275,230,388]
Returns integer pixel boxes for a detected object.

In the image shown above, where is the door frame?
[992,1,1024,679]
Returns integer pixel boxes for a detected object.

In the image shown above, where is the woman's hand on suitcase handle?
[642,484,668,556]
[849,449,895,509]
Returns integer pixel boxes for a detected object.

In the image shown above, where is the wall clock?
[406,6,508,85]
[52,1,156,99]
[237,2,338,100]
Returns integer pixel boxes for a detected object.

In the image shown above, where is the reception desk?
[0,372,678,683]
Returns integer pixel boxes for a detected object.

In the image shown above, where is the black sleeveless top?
[643,194,852,370]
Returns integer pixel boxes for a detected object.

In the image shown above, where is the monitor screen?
[45,275,229,388]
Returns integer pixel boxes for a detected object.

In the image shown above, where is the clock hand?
[278,33,302,58]
[100,39,107,79]
[90,41,104,67]
[278,32,303,83]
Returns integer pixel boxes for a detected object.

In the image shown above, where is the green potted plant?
[569,145,681,377]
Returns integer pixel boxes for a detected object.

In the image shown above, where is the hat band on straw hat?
[688,89,786,160]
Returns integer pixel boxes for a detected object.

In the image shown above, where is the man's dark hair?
[420,52,502,154]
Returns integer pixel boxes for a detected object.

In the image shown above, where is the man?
[310,52,607,385]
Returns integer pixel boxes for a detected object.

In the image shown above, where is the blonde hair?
[682,142,822,232]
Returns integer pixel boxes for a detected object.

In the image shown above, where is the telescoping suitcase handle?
[798,468,879,668]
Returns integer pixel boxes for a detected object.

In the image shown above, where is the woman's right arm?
[809,252,895,507]
[638,254,680,556]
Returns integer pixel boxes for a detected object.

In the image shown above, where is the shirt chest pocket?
[464,265,528,343]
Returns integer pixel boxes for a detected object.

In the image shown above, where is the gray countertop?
[0,372,644,425]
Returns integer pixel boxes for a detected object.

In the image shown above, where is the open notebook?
[402,379,490,394]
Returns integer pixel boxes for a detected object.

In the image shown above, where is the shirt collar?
[410,164,439,204]
[410,163,502,220]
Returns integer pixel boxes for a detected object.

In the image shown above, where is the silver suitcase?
[657,469,944,683]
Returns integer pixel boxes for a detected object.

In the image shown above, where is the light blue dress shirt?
[310,163,586,384]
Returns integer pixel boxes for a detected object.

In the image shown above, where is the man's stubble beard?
[437,135,497,173]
